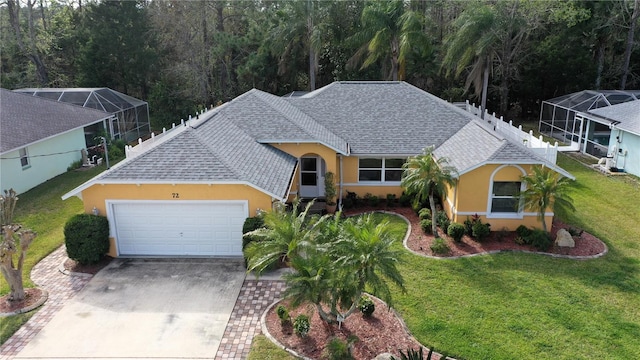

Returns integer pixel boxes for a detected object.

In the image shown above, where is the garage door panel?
[112,202,246,257]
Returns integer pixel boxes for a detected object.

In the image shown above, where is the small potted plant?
[324,171,337,213]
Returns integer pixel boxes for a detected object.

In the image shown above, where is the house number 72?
[172,193,179,198]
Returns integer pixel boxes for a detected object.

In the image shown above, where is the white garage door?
[111,201,247,257]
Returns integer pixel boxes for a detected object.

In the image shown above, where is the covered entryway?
[299,155,326,198]
[110,200,247,257]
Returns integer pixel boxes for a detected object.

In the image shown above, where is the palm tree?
[442,0,545,115]
[266,0,325,91]
[348,0,428,81]
[283,214,404,323]
[244,199,325,274]
[520,166,575,233]
[441,3,497,118]
[401,147,457,238]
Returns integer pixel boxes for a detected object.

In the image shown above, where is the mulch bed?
[346,206,606,258]
[63,256,113,275]
[0,288,44,315]
[265,297,442,360]
[0,256,112,316]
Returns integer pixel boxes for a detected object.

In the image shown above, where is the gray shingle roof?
[97,109,298,198]
[65,81,570,200]
[0,89,112,154]
[288,81,476,154]
[588,100,640,136]
[433,120,574,179]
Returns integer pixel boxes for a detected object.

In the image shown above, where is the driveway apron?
[14,258,245,359]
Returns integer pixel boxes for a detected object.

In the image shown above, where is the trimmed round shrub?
[447,223,466,242]
[430,237,450,255]
[358,296,375,317]
[418,208,432,221]
[293,314,310,337]
[420,219,433,234]
[472,221,491,242]
[64,214,109,265]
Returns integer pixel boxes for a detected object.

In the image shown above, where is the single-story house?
[578,100,640,177]
[63,81,573,258]
[14,88,151,143]
[0,89,115,194]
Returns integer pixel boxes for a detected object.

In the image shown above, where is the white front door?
[299,156,324,198]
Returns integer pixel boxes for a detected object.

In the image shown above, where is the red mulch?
[63,256,113,275]
[265,297,442,360]
[346,206,606,258]
[0,288,44,314]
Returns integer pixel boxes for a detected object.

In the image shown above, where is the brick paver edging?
[215,279,286,359]
[0,246,93,360]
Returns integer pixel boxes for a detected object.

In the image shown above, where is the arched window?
[487,165,526,218]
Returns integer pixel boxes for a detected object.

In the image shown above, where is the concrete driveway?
[15,258,246,359]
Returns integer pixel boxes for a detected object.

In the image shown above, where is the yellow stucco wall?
[446,164,553,231]
[81,183,273,256]
[340,156,403,198]
[270,143,338,173]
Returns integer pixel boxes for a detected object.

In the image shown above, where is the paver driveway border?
[0,246,286,360]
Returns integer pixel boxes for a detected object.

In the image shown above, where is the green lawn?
[0,164,108,344]
[249,153,640,359]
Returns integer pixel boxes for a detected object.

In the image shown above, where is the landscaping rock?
[372,353,395,360]
[555,228,575,247]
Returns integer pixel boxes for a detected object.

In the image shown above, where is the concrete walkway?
[0,247,286,360]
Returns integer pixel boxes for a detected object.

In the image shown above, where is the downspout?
[338,155,344,210]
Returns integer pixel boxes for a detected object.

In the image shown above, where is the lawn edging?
[390,211,609,261]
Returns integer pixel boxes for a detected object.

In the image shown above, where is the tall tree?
[348,0,428,81]
[442,0,548,115]
[401,147,456,238]
[520,166,575,233]
[5,0,49,85]
[621,0,640,89]
[77,0,157,99]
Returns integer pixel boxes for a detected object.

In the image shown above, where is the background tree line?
[1,0,638,131]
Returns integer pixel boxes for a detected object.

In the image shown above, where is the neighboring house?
[539,90,640,158]
[578,100,640,177]
[0,89,115,194]
[63,82,573,258]
[14,88,150,143]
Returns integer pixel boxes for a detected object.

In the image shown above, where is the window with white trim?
[358,158,404,182]
[490,181,521,213]
[19,148,30,168]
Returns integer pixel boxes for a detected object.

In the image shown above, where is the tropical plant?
[348,0,429,80]
[293,314,310,337]
[244,199,325,274]
[324,171,337,206]
[279,214,405,324]
[520,165,575,233]
[358,295,375,317]
[401,147,457,238]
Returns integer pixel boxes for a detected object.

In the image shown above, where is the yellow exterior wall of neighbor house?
[449,164,553,231]
[80,183,273,257]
